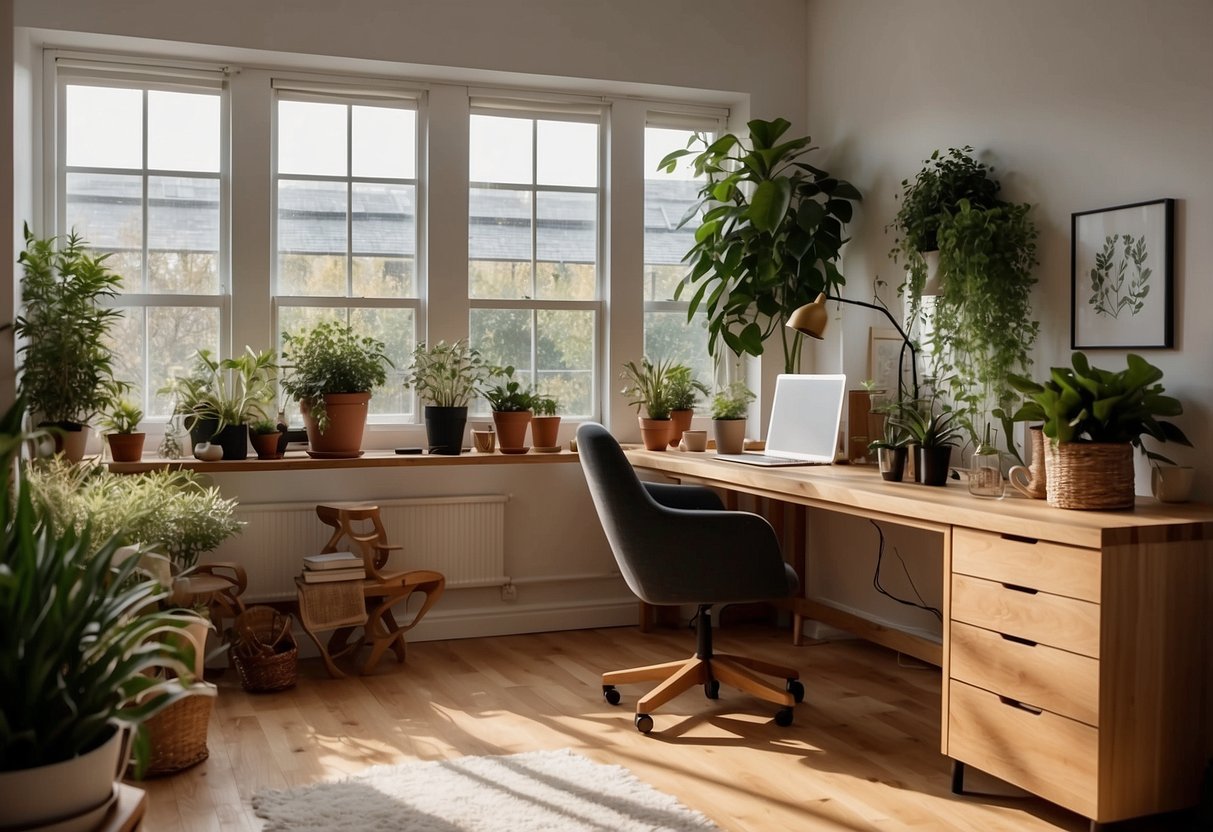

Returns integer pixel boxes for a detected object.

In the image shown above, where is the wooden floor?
[135,625,1202,831]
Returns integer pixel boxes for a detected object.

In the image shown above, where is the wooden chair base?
[603,652,798,714]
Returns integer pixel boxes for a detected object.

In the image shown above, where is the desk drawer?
[951,573,1101,658]
[952,527,1101,603]
[950,620,1099,725]
[948,679,1098,819]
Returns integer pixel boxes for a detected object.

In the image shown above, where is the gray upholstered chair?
[576,422,804,734]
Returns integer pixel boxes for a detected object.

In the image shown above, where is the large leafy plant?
[15,224,128,426]
[662,118,861,373]
[162,347,277,435]
[1007,352,1190,462]
[403,340,491,408]
[0,401,204,773]
[280,322,391,431]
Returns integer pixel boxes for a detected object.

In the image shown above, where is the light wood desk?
[626,448,1213,830]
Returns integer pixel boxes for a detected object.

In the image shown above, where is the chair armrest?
[642,482,724,511]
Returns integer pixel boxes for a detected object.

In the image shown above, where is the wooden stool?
[301,503,445,677]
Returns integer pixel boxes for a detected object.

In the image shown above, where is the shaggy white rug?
[252,748,719,831]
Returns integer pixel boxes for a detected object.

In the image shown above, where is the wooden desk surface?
[626,448,1213,549]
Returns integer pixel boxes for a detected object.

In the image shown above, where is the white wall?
[803,0,1213,637]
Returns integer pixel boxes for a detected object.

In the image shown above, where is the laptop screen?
[763,374,847,462]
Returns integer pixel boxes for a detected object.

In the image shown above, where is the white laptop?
[715,374,846,467]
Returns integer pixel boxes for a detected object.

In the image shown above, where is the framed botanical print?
[1071,198,1174,349]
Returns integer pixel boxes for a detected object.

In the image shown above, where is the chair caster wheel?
[635,713,654,734]
[704,679,720,700]
[603,685,621,706]
[786,679,805,704]
[774,707,794,727]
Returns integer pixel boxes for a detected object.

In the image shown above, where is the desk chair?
[576,422,804,733]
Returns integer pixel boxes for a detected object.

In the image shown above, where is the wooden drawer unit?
[949,620,1098,725]
[950,572,1101,658]
[948,680,1099,819]
[952,527,1100,602]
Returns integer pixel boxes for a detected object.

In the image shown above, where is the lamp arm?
[826,294,919,401]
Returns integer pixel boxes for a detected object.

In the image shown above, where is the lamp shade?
[785,292,829,339]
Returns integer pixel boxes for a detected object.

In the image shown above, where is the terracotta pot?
[0,723,127,829]
[638,417,670,451]
[250,432,283,460]
[531,415,561,449]
[492,410,532,451]
[668,409,693,448]
[301,393,370,458]
[106,432,145,463]
[713,419,745,455]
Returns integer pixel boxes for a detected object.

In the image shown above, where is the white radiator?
[207,495,509,601]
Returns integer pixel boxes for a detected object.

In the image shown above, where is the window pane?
[352,106,415,179]
[148,90,220,172]
[470,187,531,298]
[350,307,414,420]
[536,120,597,187]
[66,85,141,169]
[107,306,145,415]
[65,172,143,290]
[536,191,596,300]
[469,115,532,185]
[149,306,221,417]
[644,310,712,385]
[278,179,347,295]
[148,176,220,294]
[537,309,594,417]
[351,182,414,266]
[353,257,414,298]
[469,308,531,416]
[278,100,347,176]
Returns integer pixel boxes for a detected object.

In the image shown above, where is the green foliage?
[1007,352,1191,463]
[280,322,391,432]
[484,366,537,413]
[15,223,128,426]
[620,358,676,420]
[26,463,242,572]
[1089,234,1151,318]
[887,398,964,448]
[100,399,144,435]
[250,418,279,435]
[888,148,1039,442]
[161,347,277,435]
[532,396,559,417]
[709,381,755,421]
[662,118,862,373]
[0,399,205,772]
[404,340,491,408]
[665,365,710,411]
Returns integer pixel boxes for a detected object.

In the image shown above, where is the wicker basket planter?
[144,693,214,775]
[1045,441,1135,510]
[230,606,298,693]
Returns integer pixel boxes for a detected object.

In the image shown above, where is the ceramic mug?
[1151,465,1195,503]
[681,429,708,452]
[471,429,496,454]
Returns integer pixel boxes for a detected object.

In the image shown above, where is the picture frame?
[1071,198,1174,349]
[867,327,905,398]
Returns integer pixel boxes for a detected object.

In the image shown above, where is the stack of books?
[301,551,366,583]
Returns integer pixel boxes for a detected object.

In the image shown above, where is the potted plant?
[99,398,145,463]
[868,414,910,482]
[888,398,963,486]
[1008,352,1190,510]
[888,147,1039,442]
[0,403,204,827]
[250,418,283,460]
[162,347,277,460]
[280,322,390,458]
[530,395,562,450]
[664,364,709,449]
[709,381,755,455]
[662,118,861,373]
[14,224,127,461]
[484,366,536,453]
[403,339,491,455]
[621,357,675,451]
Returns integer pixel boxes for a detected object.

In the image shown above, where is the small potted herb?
[250,418,283,460]
[664,364,709,449]
[868,414,909,482]
[709,381,755,455]
[620,358,676,451]
[530,395,561,450]
[100,398,145,463]
[162,347,277,461]
[403,340,491,455]
[484,366,536,453]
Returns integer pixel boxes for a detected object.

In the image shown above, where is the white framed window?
[643,116,721,398]
[467,102,602,419]
[55,59,228,418]
[273,81,421,423]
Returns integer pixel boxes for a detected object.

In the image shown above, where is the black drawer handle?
[998,695,1043,716]
[1001,582,1039,595]
[1001,533,1039,545]
[999,633,1037,647]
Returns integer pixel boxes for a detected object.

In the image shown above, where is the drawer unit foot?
[950,760,966,795]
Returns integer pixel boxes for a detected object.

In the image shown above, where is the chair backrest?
[576,422,795,606]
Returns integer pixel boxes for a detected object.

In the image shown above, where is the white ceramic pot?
[0,724,126,828]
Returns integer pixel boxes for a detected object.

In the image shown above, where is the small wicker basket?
[1045,440,1135,510]
[144,693,214,775]
[230,606,298,693]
